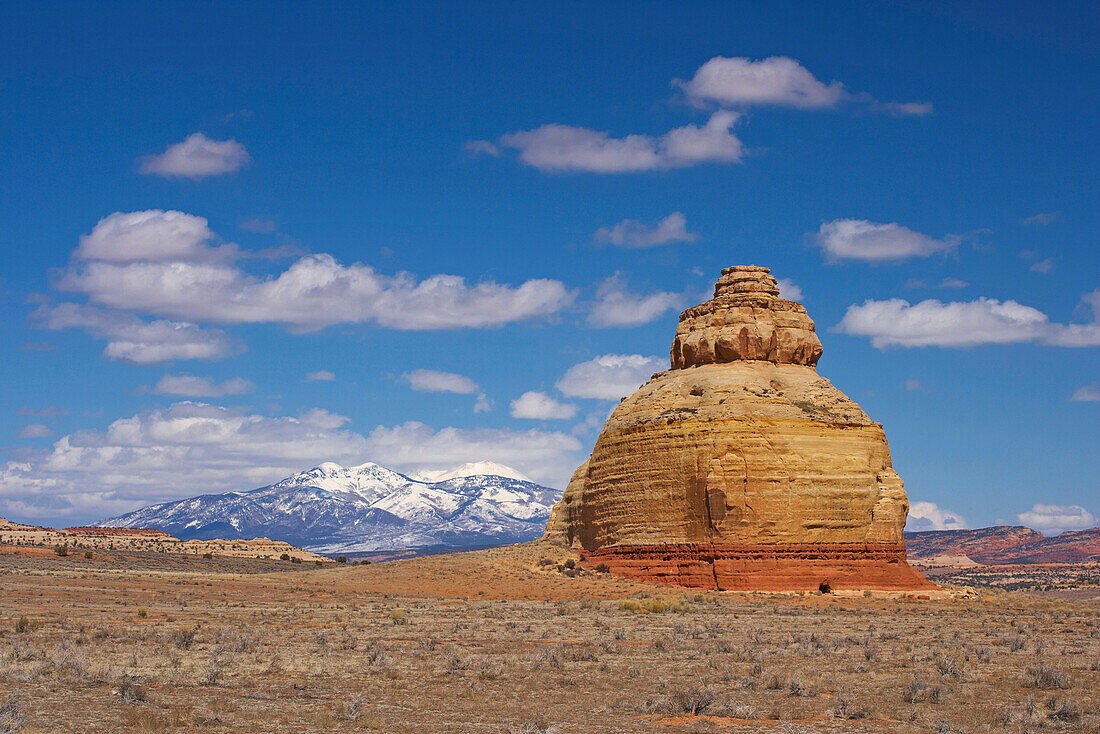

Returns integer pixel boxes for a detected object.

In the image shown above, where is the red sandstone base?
[580,543,938,592]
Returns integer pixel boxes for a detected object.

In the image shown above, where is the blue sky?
[0,0,1096,533]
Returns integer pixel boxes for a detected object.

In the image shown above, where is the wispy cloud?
[813,219,957,263]
[587,274,685,328]
[594,212,698,249]
[31,303,242,365]
[151,374,254,398]
[1021,212,1060,226]
[140,133,250,180]
[1071,383,1100,402]
[676,56,930,115]
[402,369,479,394]
[17,424,54,439]
[305,370,335,382]
[499,111,743,173]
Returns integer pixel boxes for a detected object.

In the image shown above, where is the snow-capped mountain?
[411,461,531,484]
[98,461,560,555]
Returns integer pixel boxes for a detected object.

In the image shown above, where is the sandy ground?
[1,541,1098,732]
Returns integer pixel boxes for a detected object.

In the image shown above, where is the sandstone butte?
[545,265,937,593]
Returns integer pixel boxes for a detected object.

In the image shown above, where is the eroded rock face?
[545,266,934,592]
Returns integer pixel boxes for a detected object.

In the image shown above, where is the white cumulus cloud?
[499,111,743,173]
[677,56,930,115]
[776,278,803,301]
[17,424,54,439]
[152,374,254,397]
[587,274,685,328]
[906,501,967,531]
[594,212,698,249]
[1017,504,1096,534]
[402,369,479,394]
[140,132,250,180]
[75,210,234,263]
[56,211,575,332]
[32,303,241,365]
[0,403,583,522]
[305,370,335,382]
[555,354,665,400]
[813,219,957,263]
[835,291,1100,348]
[1071,383,1100,402]
[510,391,577,420]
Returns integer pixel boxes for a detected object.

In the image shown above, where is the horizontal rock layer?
[581,543,937,591]
[671,266,822,369]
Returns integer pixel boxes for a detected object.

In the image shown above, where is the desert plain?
[1,542,1098,733]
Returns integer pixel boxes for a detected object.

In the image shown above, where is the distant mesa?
[545,265,937,592]
[0,516,325,562]
[906,526,1100,565]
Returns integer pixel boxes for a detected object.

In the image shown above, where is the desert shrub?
[291,557,301,564]
[345,693,363,722]
[0,693,23,734]
[137,607,147,618]
[671,683,715,715]
[617,597,689,614]
[418,636,438,652]
[478,655,504,680]
[14,616,29,634]
[363,640,388,667]
[509,717,556,734]
[389,609,407,625]
[646,682,715,715]
[832,694,871,720]
[1045,695,1081,722]
[1026,663,1073,690]
[53,544,68,557]
[787,676,814,697]
[764,672,787,690]
[172,626,198,650]
[280,553,290,561]
[337,556,347,563]
[202,655,222,686]
[202,552,213,559]
[115,674,146,703]
[934,651,965,679]
[902,675,942,704]
[84,551,93,559]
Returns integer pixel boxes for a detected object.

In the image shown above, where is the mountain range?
[99,461,559,556]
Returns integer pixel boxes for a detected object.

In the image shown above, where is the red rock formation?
[907,526,1100,565]
[546,266,936,592]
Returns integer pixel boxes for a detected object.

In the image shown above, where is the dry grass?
[0,542,1097,732]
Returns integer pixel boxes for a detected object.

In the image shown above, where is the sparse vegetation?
[0,542,1096,732]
